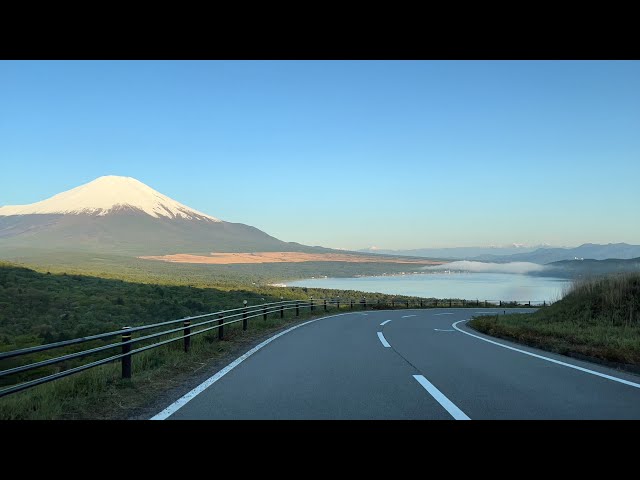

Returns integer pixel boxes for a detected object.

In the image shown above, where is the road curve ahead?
[153,309,640,420]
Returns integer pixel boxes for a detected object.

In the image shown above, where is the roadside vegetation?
[0,262,437,419]
[469,273,640,367]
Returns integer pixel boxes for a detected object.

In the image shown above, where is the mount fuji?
[0,176,323,255]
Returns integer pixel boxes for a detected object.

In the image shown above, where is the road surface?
[153,308,640,420]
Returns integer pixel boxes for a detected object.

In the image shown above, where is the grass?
[469,273,640,367]
[0,306,340,420]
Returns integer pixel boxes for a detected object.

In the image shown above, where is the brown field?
[139,251,446,265]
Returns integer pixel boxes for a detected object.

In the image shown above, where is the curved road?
[153,309,640,420]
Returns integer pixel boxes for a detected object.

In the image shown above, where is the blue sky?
[1,60,639,250]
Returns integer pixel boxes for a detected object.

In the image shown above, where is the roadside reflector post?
[500,300,502,307]
[218,313,224,340]
[449,299,452,308]
[310,297,314,312]
[350,299,353,309]
[391,299,394,309]
[296,301,299,317]
[420,299,423,308]
[121,327,132,379]
[543,300,546,307]
[406,299,409,308]
[336,298,340,310]
[324,299,327,311]
[183,320,191,352]
[463,299,466,307]
[363,298,366,309]
[243,300,248,330]
[280,298,284,318]
[435,299,438,307]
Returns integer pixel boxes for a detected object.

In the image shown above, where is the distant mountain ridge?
[472,243,640,264]
[359,244,550,259]
[532,257,640,278]
[359,243,640,264]
[0,176,328,256]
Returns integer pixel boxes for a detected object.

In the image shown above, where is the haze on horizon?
[1,60,639,250]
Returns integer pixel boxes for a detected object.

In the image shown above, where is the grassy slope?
[469,273,640,366]
[0,261,436,419]
[0,262,428,351]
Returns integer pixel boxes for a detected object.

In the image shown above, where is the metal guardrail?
[0,296,546,398]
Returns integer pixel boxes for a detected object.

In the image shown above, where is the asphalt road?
[155,308,640,420]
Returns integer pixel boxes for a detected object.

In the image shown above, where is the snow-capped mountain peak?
[0,175,221,221]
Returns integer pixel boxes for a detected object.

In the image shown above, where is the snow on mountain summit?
[0,175,221,221]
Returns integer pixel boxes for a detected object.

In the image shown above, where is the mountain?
[358,244,545,259]
[0,176,327,256]
[471,243,640,264]
[532,257,640,278]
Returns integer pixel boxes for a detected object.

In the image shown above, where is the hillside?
[469,273,640,367]
[471,243,640,264]
[537,257,640,278]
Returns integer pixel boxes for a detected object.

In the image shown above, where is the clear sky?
[1,60,639,250]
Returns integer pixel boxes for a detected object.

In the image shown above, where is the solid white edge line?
[413,375,470,420]
[453,320,640,390]
[380,319,392,326]
[377,331,391,348]
[401,315,416,318]
[150,312,358,420]
[434,329,455,332]
[434,313,454,316]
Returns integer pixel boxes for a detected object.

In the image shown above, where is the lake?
[285,272,571,303]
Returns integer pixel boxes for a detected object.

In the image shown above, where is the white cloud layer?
[423,261,548,274]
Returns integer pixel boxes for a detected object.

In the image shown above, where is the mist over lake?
[286,271,570,303]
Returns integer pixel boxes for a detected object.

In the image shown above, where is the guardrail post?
[218,313,224,340]
[280,301,284,318]
[310,298,314,312]
[263,305,267,321]
[183,320,191,352]
[121,327,132,379]
[296,301,299,316]
[243,300,248,330]
[324,299,327,311]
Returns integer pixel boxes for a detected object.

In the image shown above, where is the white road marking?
[413,375,470,420]
[401,315,416,318]
[434,313,454,316]
[474,311,495,314]
[380,319,392,326]
[151,312,360,420]
[453,320,640,390]
[377,331,391,348]
[434,329,455,332]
